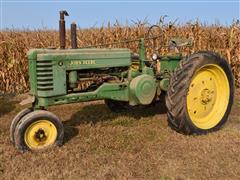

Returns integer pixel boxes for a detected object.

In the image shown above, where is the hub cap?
[24,120,57,149]
[187,64,230,129]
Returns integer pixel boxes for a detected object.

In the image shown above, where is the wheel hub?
[35,128,47,142]
[200,88,213,104]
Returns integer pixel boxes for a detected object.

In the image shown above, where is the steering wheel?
[145,25,164,52]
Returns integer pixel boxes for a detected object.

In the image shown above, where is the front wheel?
[166,52,234,135]
[10,108,33,144]
[13,110,64,152]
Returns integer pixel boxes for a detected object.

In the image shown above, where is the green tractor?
[10,11,234,152]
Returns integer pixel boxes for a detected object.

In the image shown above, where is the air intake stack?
[71,22,78,49]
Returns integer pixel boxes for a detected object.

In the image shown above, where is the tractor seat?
[170,37,193,47]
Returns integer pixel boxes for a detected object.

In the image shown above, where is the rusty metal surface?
[71,22,77,49]
[59,10,69,49]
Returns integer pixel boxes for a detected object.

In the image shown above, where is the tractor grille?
[36,60,54,91]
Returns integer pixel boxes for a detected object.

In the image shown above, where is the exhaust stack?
[59,10,69,49]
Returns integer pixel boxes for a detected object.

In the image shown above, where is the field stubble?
[0,90,240,179]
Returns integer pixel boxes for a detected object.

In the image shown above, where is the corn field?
[0,21,239,94]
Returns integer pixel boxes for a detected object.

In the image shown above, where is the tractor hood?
[27,48,131,98]
[28,48,131,70]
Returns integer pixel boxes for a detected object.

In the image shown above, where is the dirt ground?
[0,90,240,179]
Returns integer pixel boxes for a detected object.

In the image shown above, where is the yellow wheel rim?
[187,64,230,129]
[24,120,57,150]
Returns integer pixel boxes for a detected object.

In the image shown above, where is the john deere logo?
[70,60,96,65]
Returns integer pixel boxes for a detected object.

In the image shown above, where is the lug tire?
[166,51,234,135]
[14,110,64,152]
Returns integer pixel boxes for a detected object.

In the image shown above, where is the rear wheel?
[14,110,64,151]
[166,52,234,134]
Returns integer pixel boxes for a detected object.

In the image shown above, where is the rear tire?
[14,110,64,152]
[166,51,234,135]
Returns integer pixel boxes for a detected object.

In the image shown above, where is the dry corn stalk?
[0,21,239,94]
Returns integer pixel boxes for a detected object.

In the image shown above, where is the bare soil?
[0,90,240,179]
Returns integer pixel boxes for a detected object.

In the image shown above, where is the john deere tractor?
[10,11,234,152]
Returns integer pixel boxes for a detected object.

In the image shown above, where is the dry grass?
[0,21,240,94]
[0,90,240,179]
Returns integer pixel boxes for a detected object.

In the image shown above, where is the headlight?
[152,53,158,61]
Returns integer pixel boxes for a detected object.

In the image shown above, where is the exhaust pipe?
[71,22,77,49]
[59,10,69,49]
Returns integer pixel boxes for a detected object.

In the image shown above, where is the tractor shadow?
[63,99,167,143]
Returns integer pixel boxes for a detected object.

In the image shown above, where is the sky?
[0,0,239,30]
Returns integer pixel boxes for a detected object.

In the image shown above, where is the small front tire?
[10,108,32,144]
[14,110,64,152]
